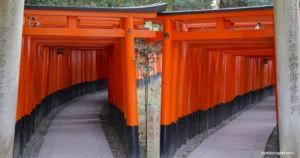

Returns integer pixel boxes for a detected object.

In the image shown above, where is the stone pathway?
[38,92,113,158]
[188,96,276,158]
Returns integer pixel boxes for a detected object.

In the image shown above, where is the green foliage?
[219,0,273,8]
[25,0,136,7]
[249,0,273,6]
[134,39,162,81]
[173,0,214,10]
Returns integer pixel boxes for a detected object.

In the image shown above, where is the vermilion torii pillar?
[0,0,25,158]
[123,17,140,157]
[160,19,172,158]
[274,0,300,157]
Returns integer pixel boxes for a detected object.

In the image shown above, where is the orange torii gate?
[12,4,276,158]
[15,4,167,158]
[156,6,276,157]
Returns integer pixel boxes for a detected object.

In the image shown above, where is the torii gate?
[0,2,168,158]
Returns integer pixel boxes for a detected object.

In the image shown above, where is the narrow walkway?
[38,92,113,158]
[188,96,276,158]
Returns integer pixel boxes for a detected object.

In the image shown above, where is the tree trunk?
[219,0,227,8]
[108,1,112,7]
[144,54,150,157]
[0,0,25,158]
[144,78,148,156]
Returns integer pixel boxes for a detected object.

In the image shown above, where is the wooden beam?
[32,38,117,44]
[24,27,155,38]
[30,36,118,40]
[209,47,274,51]
[228,16,273,22]
[190,43,273,47]
[227,52,273,55]
[187,38,274,44]
[205,49,274,54]
[145,31,163,41]
[191,43,274,49]
[185,22,273,29]
[23,27,125,37]
[68,16,77,28]
[172,29,274,41]
[216,18,232,30]
[133,30,156,38]
[232,54,273,57]
[41,43,109,48]
[65,48,106,50]
[224,49,274,53]
[37,42,114,46]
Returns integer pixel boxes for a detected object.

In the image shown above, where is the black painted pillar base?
[126,126,140,158]
[159,85,275,158]
[109,104,140,158]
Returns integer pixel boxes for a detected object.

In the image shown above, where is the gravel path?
[264,126,279,158]
[99,105,127,158]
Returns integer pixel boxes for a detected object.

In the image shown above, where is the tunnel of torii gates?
[1,2,283,158]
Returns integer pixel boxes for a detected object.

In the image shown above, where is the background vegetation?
[25,0,273,10]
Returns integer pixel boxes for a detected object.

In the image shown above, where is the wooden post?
[160,19,173,158]
[123,17,140,157]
